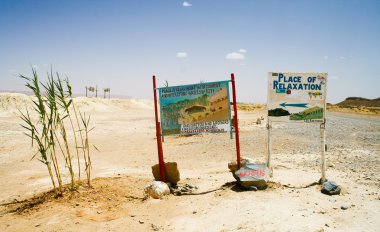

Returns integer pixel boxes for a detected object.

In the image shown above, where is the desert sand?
[0,92,379,232]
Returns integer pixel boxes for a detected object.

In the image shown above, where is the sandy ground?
[0,93,379,232]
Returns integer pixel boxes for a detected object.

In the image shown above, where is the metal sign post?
[153,75,166,182]
[231,73,241,169]
[266,122,272,176]
[104,88,110,99]
[320,121,326,182]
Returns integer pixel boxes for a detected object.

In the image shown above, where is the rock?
[144,181,170,199]
[341,205,349,210]
[228,157,256,174]
[139,220,144,224]
[248,186,258,191]
[321,181,341,195]
[151,224,159,231]
[234,163,269,190]
[256,118,261,125]
[152,162,180,185]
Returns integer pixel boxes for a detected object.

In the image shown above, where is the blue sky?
[0,0,379,103]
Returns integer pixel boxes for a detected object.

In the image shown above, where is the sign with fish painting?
[158,81,231,136]
[267,72,327,123]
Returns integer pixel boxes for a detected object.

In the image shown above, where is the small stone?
[151,224,159,231]
[341,205,349,210]
[130,215,136,217]
[97,210,102,214]
[325,224,329,227]
[192,211,197,214]
[321,181,341,195]
[75,202,80,206]
[35,224,40,227]
[139,220,144,224]
[144,181,170,199]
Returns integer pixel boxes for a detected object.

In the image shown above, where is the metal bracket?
[320,122,326,129]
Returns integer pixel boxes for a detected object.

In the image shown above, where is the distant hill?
[336,97,380,107]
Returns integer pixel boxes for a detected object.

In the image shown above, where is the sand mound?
[73,97,153,113]
[0,92,153,117]
[0,93,33,117]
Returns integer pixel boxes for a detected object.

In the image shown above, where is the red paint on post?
[231,73,241,169]
[153,75,166,182]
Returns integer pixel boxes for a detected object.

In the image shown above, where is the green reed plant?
[54,74,78,188]
[56,75,86,184]
[79,112,97,187]
[19,69,62,194]
[41,73,65,193]
[19,68,96,195]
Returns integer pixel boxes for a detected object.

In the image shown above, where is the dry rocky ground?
[0,93,379,232]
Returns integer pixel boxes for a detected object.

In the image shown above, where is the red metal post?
[152,75,166,182]
[231,73,241,168]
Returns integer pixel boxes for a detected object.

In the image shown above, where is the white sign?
[267,72,327,123]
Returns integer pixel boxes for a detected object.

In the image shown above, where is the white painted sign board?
[267,72,327,123]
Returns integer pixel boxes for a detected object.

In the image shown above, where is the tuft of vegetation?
[268,108,290,117]
[19,68,96,196]
[237,103,264,111]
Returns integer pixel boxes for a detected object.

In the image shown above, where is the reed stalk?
[64,78,86,185]
[54,75,78,188]
[42,74,64,193]
[79,112,96,187]
[19,69,60,194]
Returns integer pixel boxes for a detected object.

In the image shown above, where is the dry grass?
[327,105,380,115]
[237,103,265,111]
